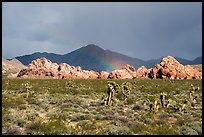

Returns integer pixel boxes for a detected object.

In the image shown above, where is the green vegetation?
[2,77,202,135]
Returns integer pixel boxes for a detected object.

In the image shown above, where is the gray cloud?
[2,2,202,60]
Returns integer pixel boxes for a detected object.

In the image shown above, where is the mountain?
[192,56,202,64]
[11,52,63,66]
[13,44,145,72]
[11,44,202,72]
[2,58,25,74]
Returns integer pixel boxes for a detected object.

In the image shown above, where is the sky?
[2,2,202,61]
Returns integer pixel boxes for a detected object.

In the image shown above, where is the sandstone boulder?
[108,64,137,79]
[28,57,54,70]
[98,71,109,79]
[135,66,149,78]
[108,69,133,79]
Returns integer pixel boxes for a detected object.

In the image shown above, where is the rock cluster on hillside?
[148,56,202,79]
[108,64,137,79]
[17,57,100,79]
[11,56,202,79]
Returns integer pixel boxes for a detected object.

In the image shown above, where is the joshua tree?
[160,93,167,107]
[25,82,32,99]
[166,99,171,108]
[188,84,198,109]
[121,82,132,100]
[189,89,194,101]
[46,88,50,94]
[190,96,197,109]
[149,103,153,113]
[154,103,160,113]
[105,81,120,105]
[153,99,158,110]
[189,84,195,92]
[180,100,187,112]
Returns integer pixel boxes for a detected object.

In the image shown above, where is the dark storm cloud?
[2,2,202,60]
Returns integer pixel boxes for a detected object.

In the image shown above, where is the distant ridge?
[2,58,25,74]
[11,44,202,72]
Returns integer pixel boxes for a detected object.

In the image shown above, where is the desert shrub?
[19,104,28,110]
[3,113,13,124]
[115,92,126,101]
[3,125,24,135]
[190,109,202,118]
[16,118,26,127]
[93,114,105,120]
[70,113,92,122]
[181,125,198,135]
[103,114,115,120]
[26,96,37,104]
[63,108,73,112]
[103,125,131,135]
[41,116,68,135]
[176,117,187,126]
[27,112,39,121]
[152,124,179,135]
[158,112,169,119]
[127,121,147,134]
[125,95,136,105]
[116,116,128,124]
[2,95,26,109]
[38,102,49,111]
[181,123,202,135]
[112,120,122,126]
[61,101,74,108]
[144,117,154,125]
[133,104,142,111]
[100,108,116,120]
[90,101,101,107]
[74,120,99,135]
[26,120,44,134]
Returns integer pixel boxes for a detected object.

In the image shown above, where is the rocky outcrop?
[190,64,202,73]
[11,56,202,79]
[108,64,136,79]
[148,56,202,79]
[98,71,109,79]
[184,65,202,79]
[16,57,99,79]
[135,66,149,78]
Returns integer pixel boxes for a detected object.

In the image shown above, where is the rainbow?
[39,24,119,72]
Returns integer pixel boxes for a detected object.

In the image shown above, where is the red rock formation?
[147,56,202,79]
[88,70,99,79]
[108,64,136,79]
[184,65,201,79]
[98,71,109,79]
[16,57,99,79]
[13,56,202,79]
[135,66,149,78]
[108,69,133,79]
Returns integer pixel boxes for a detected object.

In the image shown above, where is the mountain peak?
[85,44,104,50]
